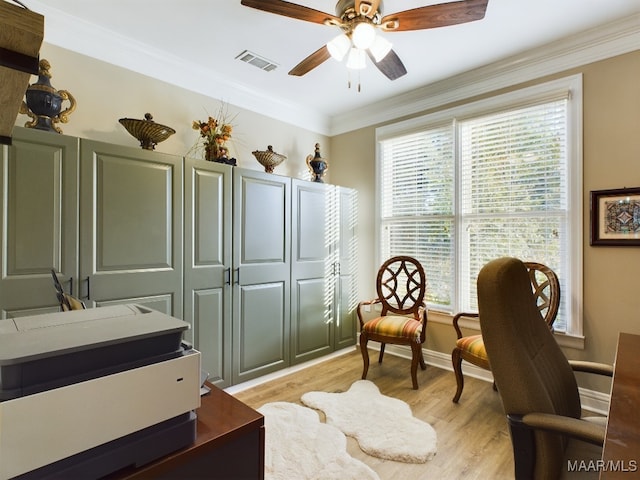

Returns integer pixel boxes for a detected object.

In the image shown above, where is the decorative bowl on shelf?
[252,145,286,173]
[119,113,175,150]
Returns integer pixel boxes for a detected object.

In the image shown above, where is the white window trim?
[375,74,584,346]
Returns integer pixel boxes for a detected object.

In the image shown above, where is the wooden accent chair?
[477,257,612,480]
[451,261,560,403]
[357,256,428,390]
[51,269,85,311]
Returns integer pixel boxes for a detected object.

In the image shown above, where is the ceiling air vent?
[236,50,278,72]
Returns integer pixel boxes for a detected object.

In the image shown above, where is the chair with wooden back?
[477,257,612,479]
[357,256,428,390]
[451,261,560,403]
[51,269,86,311]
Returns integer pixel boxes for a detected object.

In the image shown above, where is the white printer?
[0,304,201,480]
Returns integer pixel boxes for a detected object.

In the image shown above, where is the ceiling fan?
[240,0,489,81]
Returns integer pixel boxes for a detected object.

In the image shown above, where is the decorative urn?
[252,145,286,173]
[20,59,76,133]
[119,113,175,150]
[306,143,328,183]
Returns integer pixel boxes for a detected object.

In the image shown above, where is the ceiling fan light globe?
[346,47,366,70]
[352,22,376,50]
[327,33,351,61]
[369,34,392,62]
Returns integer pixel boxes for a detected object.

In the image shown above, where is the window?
[376,75,582,336]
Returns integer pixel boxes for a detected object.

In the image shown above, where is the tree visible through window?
[377,76,582,335]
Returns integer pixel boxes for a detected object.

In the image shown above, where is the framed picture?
[590,187,640,246]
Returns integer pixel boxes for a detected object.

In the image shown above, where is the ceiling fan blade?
[288,46,331,76]
[241,0,341,26]
[380,0,488,32]
[368,49,407,80]
[355,0,381,18]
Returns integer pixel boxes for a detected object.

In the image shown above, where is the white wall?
[16,43,330,182]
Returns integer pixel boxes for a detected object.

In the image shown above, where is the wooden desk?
[108,383,264,479]
[601,332,640,479]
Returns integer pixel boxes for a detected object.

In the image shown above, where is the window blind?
[379,90,574,331]
[458,100,569,325]
[379,126,455,307]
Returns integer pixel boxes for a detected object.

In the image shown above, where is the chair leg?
[410,342,422,390]
[452,347,464,403]
[419,347,427,370]
[378,343,386,363]
[360,333,370,380]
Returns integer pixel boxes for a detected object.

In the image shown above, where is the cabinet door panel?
[335,187,358,349]
[192,288,226,385]
[184,159,232,387]
[95,157,173,269]
[80,140,182,316]
[291,180,333,364]
[233,168,290,383]
[235,282,288,381]
[294,278,332,353]
[0,128,78,317]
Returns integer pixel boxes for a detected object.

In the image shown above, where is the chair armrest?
[568,360,614,377]
[358,298,380,308]
[452,311,479,339]
[511,412,605,446]
[356,299,381,328]
[418,303,428,321]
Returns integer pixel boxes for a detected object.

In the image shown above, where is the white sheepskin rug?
[301,380,437,463]
[257,402,380,480]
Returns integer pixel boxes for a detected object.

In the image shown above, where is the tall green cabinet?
[0,128,78,318]
[1,127,357,389]
[290,180,358,366]
[0,128,184,318]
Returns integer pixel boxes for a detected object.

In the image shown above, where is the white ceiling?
[23,0,640,134]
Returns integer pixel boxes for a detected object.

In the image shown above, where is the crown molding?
[329,13,640,136]
[27,1,332,136]
[25,2,640,138]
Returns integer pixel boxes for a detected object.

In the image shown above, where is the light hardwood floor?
[232,348,514,480]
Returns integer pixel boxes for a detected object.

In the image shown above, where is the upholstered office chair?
[357,256,428,390]
[51,269,86,311]
[478,257,612,480]
[451,261,560,402]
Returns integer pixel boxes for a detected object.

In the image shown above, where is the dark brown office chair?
[477,257,612,480]
[357,256,428,389]
[51,269,85,311]
[451,261,560,402]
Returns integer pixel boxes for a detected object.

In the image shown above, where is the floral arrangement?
[190,104,237,163]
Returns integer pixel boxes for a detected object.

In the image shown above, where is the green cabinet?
[0,128,78,318]
[334,186,358,350]
[184,158,233,387]
[232,168,292,385]
[290,180,358,365]
[78,139,184,315]
[184,165,358,388]
[1,128,357,389]
[0,128,183,318]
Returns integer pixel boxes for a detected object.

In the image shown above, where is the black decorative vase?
[21,59,76,133]
[306,143,328,183]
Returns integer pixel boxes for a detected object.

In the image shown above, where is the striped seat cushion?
[455,335,488,361]
[362,316,423,340]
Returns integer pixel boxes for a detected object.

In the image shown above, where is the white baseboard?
[224,347,357,395]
